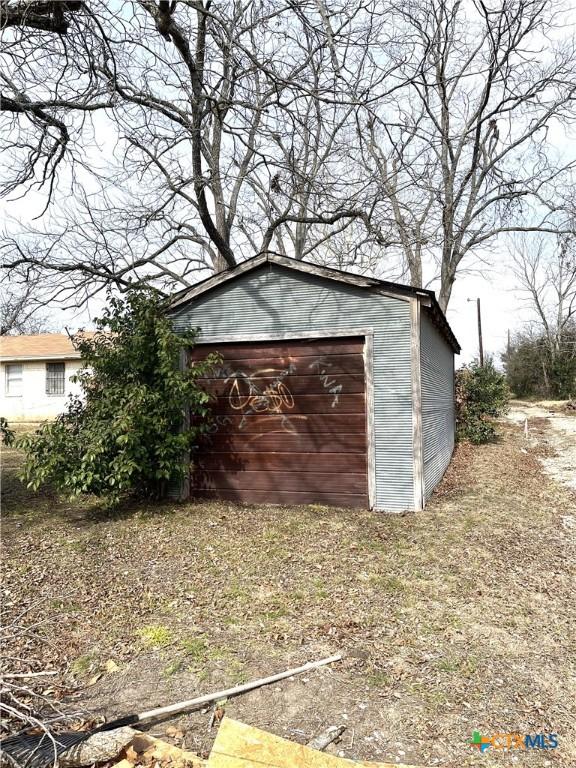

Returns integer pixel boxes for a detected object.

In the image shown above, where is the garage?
[168,252,459,511]
[190,337,369,508]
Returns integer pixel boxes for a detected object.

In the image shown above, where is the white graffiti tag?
[308,358,343,407]
[228,376,294,414]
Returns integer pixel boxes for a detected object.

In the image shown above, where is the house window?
[46,362,66,395]
[5,364,23,396]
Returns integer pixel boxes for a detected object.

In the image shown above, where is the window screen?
[5,364,23,395]
[46,362,65,395]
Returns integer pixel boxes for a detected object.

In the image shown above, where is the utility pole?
[467,298,484,365]
[476,298,484,366]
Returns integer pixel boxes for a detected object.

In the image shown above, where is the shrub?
[19,290,218,504]
[456,359,510,444]
[1,417,15,446]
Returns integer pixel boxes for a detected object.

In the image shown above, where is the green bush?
[455,359,510,444]
[19,290,218,504]
[1,417,15,446]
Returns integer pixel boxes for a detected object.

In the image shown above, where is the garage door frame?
[184,327,376,508]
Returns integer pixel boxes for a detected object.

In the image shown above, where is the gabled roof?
[0,333,89,361]
[167,252,460,353]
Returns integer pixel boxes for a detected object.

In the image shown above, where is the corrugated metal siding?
[420,308,455,500]
[169,264,414,511]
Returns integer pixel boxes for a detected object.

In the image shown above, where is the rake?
[0,653,341,768]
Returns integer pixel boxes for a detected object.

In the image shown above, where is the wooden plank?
[190,338,365,360]
[201,413,368,434]
[196,373,366,396]
[209,393,365,416]
[364,332,376,509]
[192,469,368,494]
[195,451,367,474]
[199,432,367,454]
[193,354,366,377]
[193,489,369,508]
[179,347,191,501]
[411,298,424,511]
[208,718,425,768]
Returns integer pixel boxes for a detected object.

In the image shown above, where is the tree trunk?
[211,251,232,273]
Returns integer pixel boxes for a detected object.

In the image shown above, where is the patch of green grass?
[163,659,185,677]
[137,624,173,649]
[436,658,459,673]
[369,574,406,593]
[260,606,290,621]
[48,598,80,612]
[312,577,329,599]
[180,636,231,664]
[261,543,284,560]
[180,636,208,663]
[282,518,304,535]
[226,658,247,685]
[71,652,98,677]
[64,539,89,553]
[408,680,450,706]
[195,667,210,684]
[223,581,251,602]
[366,670,391,688]
[261,526,282,542]
[356,532,386,552]
[435,655,479,676]
[287,589,306,604]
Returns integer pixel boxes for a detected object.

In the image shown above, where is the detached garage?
[167,253,460,512]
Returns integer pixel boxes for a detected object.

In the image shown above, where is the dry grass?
[1,422,575,767]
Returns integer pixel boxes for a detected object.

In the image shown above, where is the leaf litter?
[2,418,575,767]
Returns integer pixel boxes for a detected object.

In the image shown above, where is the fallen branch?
[1,672,58,680]
[59,727,139,768]
[0,654,342,768]
[138,653,342,722]
[307,724,346,751]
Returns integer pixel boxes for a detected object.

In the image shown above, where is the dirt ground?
[1,413,575,768]
[506,400,576,493]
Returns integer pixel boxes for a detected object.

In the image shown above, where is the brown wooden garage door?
[189,337,368,508]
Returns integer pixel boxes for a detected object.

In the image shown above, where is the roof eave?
[166,252,461,354]
[168,252,407,312]
[0,353,82,362]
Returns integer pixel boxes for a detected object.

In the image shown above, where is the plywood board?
[207,718,424,768]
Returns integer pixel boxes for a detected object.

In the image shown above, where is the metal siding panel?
[170,265,414,511]
[420,309,455,500]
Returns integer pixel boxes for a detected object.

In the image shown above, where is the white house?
[0,334,84,422]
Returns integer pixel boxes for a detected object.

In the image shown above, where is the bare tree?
[1,1,400,306]
[358,0,576,310]
[0,281,50,335]
[1,1,82,33]
[511,231,576,356]
[3,0,575,312]
[505,229,576,395]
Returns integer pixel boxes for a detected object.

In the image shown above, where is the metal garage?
[167,253,460,512]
